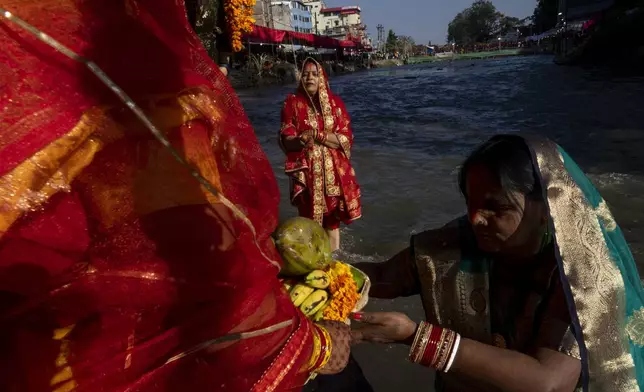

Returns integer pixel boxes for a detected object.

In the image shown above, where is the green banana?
[300,289,328,317]
[290,284,314,307]
[304,270,331,289]
[313,302,329,321]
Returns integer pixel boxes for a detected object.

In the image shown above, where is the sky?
[323,0,537,45]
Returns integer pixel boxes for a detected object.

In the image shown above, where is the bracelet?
[305,325,323,371]
[315,131,328,144]
[308,325,332,373]
[408,321,461,373]
[443,333,461,373]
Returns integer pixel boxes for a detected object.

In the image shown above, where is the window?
[334,20,339,26]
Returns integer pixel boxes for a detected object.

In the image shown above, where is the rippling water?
[239,55,644,391]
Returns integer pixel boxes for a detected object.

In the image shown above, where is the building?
[270,0,314,33]
[253,0,274,28]
[560,0,615,20]
[318,6,370,47]
[303,0,326,34]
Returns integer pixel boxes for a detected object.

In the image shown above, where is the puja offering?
[274,217,369,322]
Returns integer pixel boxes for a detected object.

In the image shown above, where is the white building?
[303,0,326,34]
[270,0,314,33]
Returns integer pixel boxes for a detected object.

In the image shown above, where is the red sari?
[279,59,362,229]
[0,1,316,391]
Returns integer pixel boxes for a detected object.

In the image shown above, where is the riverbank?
[228,58,368,90]
[407,48,544,65]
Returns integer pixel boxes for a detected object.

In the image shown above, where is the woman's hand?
[299,130,315,148]
[350,312,418,345]
[316,321,351,375]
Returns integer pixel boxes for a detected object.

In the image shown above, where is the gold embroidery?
[337,134,351,159]
[323,147,340,196]
[626,307,644,347]
[51,324,77,391]
[529,137,638,391]
[307,107,325,225]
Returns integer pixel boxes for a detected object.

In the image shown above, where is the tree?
[532,0,559,34]
[398,36,416,56]
[385,29,398,53]
[498,15,521,35]
[447,0,521,45]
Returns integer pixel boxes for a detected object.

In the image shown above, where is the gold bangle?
[415,323,433,364]
[436,330,455,372]
[306,326,322,371]
[316,326,333,371]
[430,328,447,368]
[408,321,426,363]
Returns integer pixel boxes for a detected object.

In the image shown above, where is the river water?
[238,55,644,391]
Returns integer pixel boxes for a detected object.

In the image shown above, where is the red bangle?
[409,321,461,373]
[316,131,327,144]
[421,324,443,367]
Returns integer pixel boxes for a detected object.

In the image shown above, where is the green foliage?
[531,0,559,34]
[385,29,398,52]
[447,0,522,45]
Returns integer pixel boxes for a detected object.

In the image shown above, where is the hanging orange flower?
[224,0,256,52]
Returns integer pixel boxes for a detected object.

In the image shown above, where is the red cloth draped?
[0,1,314,391]
[246,25,360,50]
[279,59,362,229]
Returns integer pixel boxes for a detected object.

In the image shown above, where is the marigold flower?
[322,262,360,322]
[224,0,256,52]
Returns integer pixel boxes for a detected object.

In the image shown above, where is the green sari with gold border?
[412,136,643,391]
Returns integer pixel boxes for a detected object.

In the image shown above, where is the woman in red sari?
[279,59,362,251]
[0,1,350,391]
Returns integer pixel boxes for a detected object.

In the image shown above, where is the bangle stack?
[307,325,333,373]
[408,321,461,373]
[315,130,328,144]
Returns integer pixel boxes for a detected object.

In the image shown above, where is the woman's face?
[302,62,320,96]
[465,165,544,256]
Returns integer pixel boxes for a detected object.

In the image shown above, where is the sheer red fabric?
[279,59,362,229]
[0,1,314,391]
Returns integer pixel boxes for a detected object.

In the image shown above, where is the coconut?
[274,217,331,275]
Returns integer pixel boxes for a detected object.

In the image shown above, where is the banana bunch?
[284,270,331,321]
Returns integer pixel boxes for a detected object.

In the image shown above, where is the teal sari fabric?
[528,137,644,391]
[557,146,644,391]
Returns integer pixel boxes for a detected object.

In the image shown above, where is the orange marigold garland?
[322,262,360,321]
[224,0,256,52]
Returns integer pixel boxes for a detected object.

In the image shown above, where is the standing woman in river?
[279,58,362,251]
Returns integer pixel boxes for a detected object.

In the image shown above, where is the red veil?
[0,1,313,390]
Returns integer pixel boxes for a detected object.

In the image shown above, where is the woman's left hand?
[350,312,418,345]
[299,130,315,147]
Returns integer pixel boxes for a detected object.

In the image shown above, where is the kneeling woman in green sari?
[352,135,644,392]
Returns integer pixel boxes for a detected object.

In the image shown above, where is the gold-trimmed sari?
[412,136,643,391]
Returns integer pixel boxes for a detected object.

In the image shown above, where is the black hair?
[458,135,541,201]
